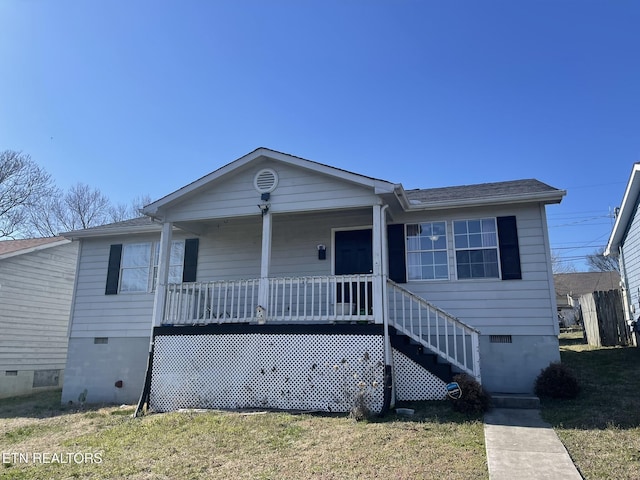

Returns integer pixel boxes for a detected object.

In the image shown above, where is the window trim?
[453,217,501,280]
[118,240,186,294]
[405,221,450,281]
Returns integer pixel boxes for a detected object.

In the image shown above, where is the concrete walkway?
[484,408,583,479]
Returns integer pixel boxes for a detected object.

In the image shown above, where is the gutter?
[403,191,566,211]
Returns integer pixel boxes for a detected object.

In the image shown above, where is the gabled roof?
[143,147,398,218]
[605,163,640,256]
[403,179,564,210]
[61,148,565,239]
[554,271,621,299]
[0,236,70,260]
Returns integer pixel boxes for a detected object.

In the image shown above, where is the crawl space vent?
[254,168,278,193]
[490,335,513,344]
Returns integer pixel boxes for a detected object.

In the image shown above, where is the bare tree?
[551,250,577,273]
[586,247,620,272]
[109,194,153,222]
[0,150,54,238]
[27,182,112,236]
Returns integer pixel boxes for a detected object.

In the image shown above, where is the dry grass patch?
[1,391,487,479]
[541,332,640,480]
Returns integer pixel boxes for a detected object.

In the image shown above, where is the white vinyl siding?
[68,204,556,338]
[68,210,373,338]
[0,242,78,371]
[620,197,640,313]
[164,160,381,222]
[395,203,556,336]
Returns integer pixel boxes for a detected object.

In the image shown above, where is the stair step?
[490,394,540,409]
[388,326,456,383]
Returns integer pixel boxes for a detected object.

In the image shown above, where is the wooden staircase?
[389,325,457,383]
[386,279,481,383]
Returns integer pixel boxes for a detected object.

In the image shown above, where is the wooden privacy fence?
[580,289,630,347]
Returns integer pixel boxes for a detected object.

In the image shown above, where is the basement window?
[490,335,512,344]
[94,337,109,344]
[5,370,18,376]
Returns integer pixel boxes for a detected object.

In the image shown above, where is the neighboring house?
[554,272,621,327]
[61,148,565,412]
[605,162,640,346]
[0,237,79,398]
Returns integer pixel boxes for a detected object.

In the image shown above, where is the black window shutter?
[387,224,407,283]
[182,238,199,282]
[497,216,522,280]
[105,244,123,295]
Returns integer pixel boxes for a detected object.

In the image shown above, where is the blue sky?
[1,0,639,270]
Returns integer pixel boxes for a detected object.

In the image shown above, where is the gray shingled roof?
[406,179,560,204]
[0,237,66,256]
[554,272,621,299]
[62,216,158,238]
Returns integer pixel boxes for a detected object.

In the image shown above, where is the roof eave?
[404,190,566,211]
[605,163,640,256]
[142,148,397,215]
[62,223,161,240]
[0,238,71,260]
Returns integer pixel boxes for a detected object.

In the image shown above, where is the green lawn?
[1,391,487,479]
[6,332,636,479]
[540,332,640,480]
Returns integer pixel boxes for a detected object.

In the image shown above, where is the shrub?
[448,374,490,414]
[534,362,580,399]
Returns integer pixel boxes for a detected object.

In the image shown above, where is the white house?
[61,148,565,412]
[605,162,640,347]
[0,237,79,398]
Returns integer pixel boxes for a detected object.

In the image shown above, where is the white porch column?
[372,204,385,322]
[152,221,173,328]
[257,211,272,320]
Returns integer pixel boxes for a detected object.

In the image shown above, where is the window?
[106,238,198,295]
[120,243,152,292]
[406,222,449,280]
[454,218,499,279]
[153,241,185,289]
[119,241,185,293]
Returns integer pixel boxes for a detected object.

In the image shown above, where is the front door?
[334,229,373,313]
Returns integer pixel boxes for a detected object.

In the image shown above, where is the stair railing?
[386,279,481,382]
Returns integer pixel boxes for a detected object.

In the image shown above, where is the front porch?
[158,274,481,383]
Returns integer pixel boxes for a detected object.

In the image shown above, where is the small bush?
[448,374,490,414]
[349,390,372,421]
[534,362,580,399]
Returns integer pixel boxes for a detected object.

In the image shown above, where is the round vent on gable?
[254,168,279,193]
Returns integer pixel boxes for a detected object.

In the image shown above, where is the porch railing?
[386,279,481,382]
[268,275,374,322]
[163,274,375,325]
[164,279,260,324]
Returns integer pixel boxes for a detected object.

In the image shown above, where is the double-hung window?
[119,241,185,293]
[454,218,499,279]
[120,243,153,292]
[153,241,185,289]
[406,222,449,280]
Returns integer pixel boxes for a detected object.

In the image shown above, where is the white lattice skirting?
[392,349,447,401]
[149,328,386,413]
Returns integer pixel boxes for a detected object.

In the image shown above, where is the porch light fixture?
[258,202,270,216]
